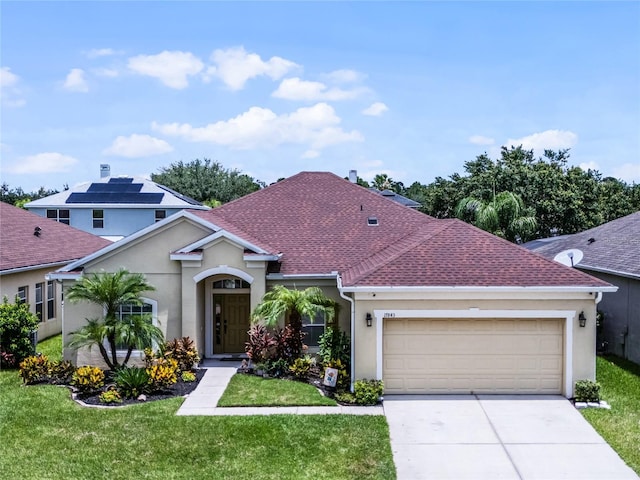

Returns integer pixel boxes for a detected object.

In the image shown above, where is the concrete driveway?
[384,395,639,480]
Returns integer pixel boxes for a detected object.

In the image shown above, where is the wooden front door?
[214,294,250,354]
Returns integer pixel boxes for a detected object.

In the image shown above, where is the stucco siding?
[1,267,64,340]
[351,293,598,397]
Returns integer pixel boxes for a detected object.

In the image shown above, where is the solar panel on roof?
[87,183,142,193]
[66,192,165,204]
[108,178,134,183]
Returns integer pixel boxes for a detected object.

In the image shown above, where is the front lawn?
[0,336,394,479]
[582,355,640,474]
[218,374,337,407]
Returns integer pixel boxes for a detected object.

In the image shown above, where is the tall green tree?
[456,191,538,243]
[0,183,63,207]
[251,286,336,358]
[67,269,162,369]
[151,158,264,205]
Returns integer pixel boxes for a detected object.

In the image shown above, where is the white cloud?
[469,135,495,146]
[86,48,121,58]
[323,69,366,84]
[301,149,320,159]
[579,161,600,172]
[103,134,173,158]
[92,67,119,78]
[612,163,640,183]
[1,67,26,107]
[362,102,388,117]
[506,129,578,151]
[7,152,78,174]
[152,102,363,151]
[63,68,89,92]
[208,46,298,90]
[128,50,204,89]
[272,77,366,101]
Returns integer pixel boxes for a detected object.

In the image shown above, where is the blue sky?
[1,1,639,192]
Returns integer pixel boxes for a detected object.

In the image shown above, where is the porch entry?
[213,293,251,354]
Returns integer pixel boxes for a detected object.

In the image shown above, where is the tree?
[151,158,264,205]
[0,183,62,207]
[66,269,163,369]
[251,286,337,358]
[456,191,538,243]
[371,174,404,193]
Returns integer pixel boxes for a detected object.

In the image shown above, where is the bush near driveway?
[582,355,640,475]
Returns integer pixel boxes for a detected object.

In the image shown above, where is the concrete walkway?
[384,395,639,480]
[176,367,383,416]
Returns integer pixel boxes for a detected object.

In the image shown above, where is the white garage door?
[383,318,563,394]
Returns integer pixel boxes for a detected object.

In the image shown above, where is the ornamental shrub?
[99,388,123,404]
[162,336,200,372]
[72,366,105,394]
[19,355,52,384]
[245,324,277,365]
[289,356,313,380]
[147,358,178,391]
[50,360,75,385]
[318,327,350,367]
[0,297,38,368]
[575,379,601,402]
[354,379,384,405]
[181,371,196,382]
[115,366,150,398]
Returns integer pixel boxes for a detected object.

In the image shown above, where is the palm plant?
[66,268,159,369]
[251,286,337,357]
[456,191,538,243]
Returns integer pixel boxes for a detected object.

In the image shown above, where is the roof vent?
[587,237,595,244]
[367,216,379,226]
[33,226,42,237]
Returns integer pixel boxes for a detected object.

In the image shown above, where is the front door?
[214,294,250,354]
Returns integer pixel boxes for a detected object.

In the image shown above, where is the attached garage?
[383,317,564,395]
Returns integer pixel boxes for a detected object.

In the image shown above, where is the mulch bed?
[73,369,206,407]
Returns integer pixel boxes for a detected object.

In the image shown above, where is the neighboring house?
[0,202,110,340]
[368,188,422,209]
[526,211,640,365]
[52,172,614,398]
[25,165,209,241]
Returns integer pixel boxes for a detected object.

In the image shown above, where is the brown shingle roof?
[0,202,111,272]
[191,172,609,288]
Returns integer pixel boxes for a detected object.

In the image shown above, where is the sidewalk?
[176,367,384,416]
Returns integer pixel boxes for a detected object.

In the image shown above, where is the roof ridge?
[344,221,454,285]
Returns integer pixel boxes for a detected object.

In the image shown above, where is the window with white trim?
[301,311,326,348]
[92,209,104,229]
[155,210,166,222]
[46,281,55,320]
[17,286,28,304]
[35,282,44,322]
[46,209,70,225]
[114,301,155,351]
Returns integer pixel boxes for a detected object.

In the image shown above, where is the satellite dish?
[553,249,584,267]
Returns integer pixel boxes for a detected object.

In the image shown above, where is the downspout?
[336,273,355,393]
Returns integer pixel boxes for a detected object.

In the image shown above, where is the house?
[25,164,209,241]
[0,202,110,340]
[368,188,422,209]
[526,211,640,365]
[51,172,615,397]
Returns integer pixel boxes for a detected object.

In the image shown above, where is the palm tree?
[456,191,538,243]
[66,268,160,369]
[251,285,337,357]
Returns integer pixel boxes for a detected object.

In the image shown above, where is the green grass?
[36,334,63,362]
[582,355,640,474]
[218,374,337,407]
[0,336,393,479]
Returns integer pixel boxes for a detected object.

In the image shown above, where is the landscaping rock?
[137,394,147,402]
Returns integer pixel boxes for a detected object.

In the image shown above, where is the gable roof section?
[0,202,111,273]
[530,211,640,279]
[344,219,611,288]
[25,176,208,209]
[191,172,609,289]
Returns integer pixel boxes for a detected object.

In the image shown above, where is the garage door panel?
[383,318,563,394]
